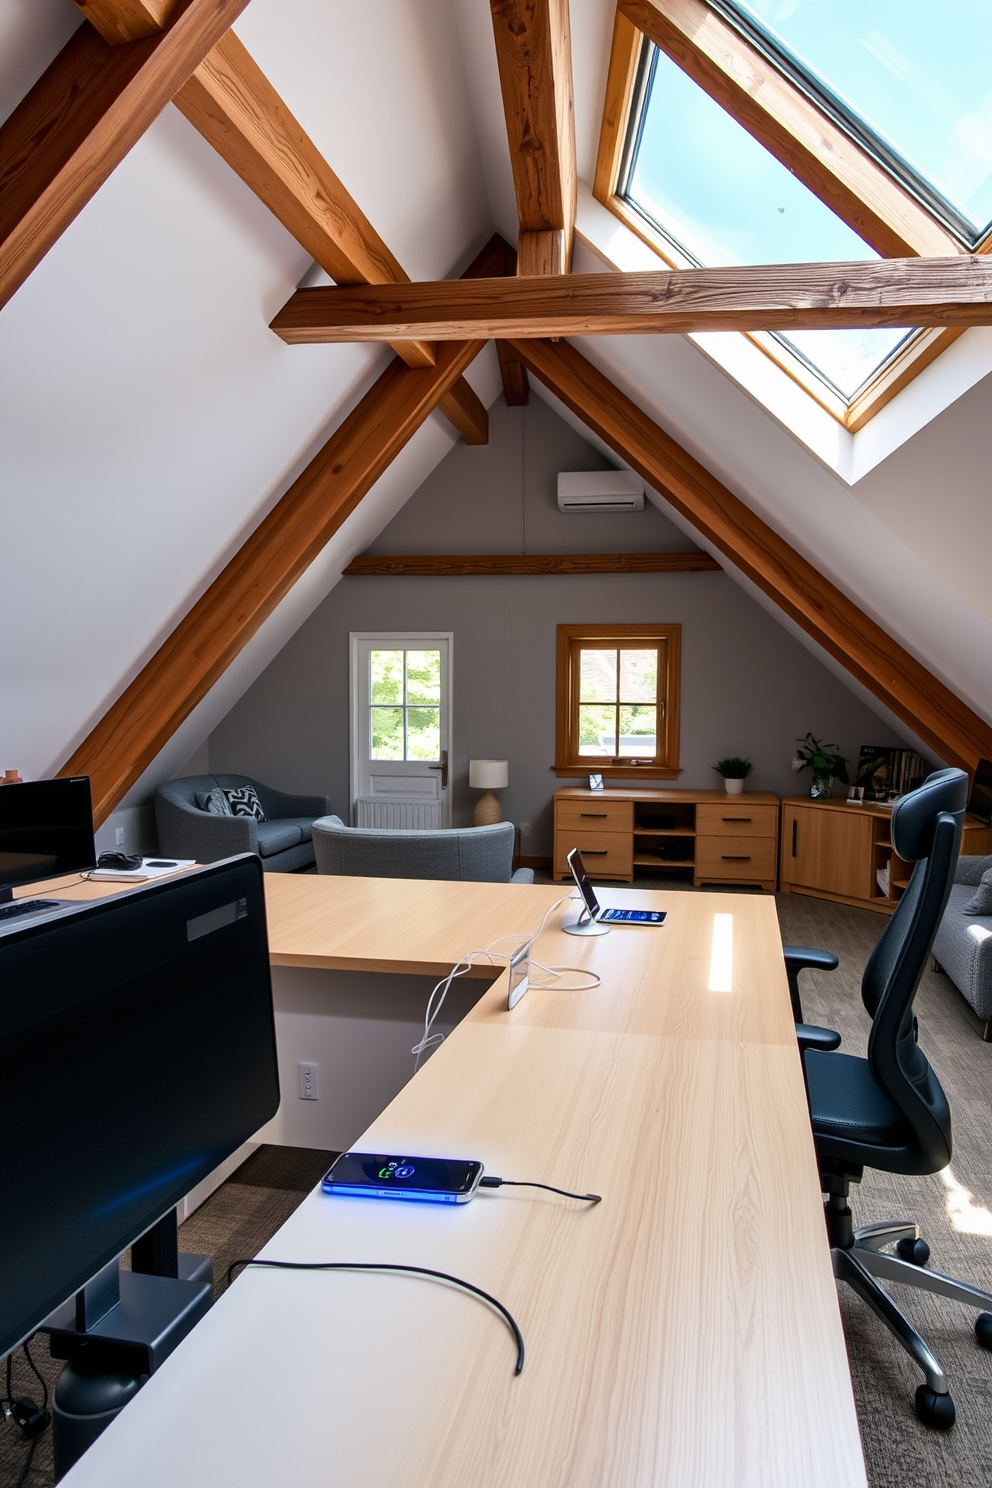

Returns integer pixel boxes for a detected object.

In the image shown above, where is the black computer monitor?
[968,759,992,828]
[0,777,96,902]
[0,855,279,1360]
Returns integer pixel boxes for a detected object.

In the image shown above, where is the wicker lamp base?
[473,789,502,825]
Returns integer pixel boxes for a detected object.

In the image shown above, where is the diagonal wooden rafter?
[506,335,992,774]
[615,0,961,262]
[0,0,251,312]
[76,0,183,45]
[58,336,486,825]
[268,256,992,344]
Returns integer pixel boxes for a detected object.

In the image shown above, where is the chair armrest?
[953,854,992,886]
[782,945,839,1021]
[510,867,535,884]
[796,1024,842,1053]
[154,792,256,862]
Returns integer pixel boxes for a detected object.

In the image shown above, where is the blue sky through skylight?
[731,1,992,239]
[625,49,911,400]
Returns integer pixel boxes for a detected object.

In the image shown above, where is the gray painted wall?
[208,397,908,857]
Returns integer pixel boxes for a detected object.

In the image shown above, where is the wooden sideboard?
[780,796,992,915]
[553,788,780,890]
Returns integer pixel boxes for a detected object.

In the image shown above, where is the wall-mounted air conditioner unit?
[557,471,645,513]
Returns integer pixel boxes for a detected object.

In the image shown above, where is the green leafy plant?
[792,733,850,784]
[713,756,753,779]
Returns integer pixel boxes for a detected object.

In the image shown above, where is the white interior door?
[350,634,452,826]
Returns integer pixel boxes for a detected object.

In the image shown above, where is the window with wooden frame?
[594,2,987,431]
[555,624,680,779]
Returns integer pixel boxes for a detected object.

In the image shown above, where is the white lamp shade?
[469,759,508,790]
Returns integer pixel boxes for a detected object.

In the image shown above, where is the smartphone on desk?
[598,907,666,925]
[322,1152,484,1204]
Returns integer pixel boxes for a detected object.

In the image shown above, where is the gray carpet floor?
[3,889,991,1486]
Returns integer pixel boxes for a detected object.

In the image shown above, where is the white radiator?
[355,798,442,829]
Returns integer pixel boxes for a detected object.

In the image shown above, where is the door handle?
[427,749,448,789]
[792,819,797,857]
[581,849,609,855]
[580,812,608,818]
[721,855,751,861]
[722,817,751,822]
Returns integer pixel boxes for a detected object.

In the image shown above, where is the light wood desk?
[59,876,866,1488]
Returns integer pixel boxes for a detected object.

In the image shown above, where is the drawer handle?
[721,854,751,861]
[722,816,751,822]
[579,812,608,818]
[581,849,609,856]
[792,819,798,857]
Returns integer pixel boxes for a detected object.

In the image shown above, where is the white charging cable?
[411,895,601,1065]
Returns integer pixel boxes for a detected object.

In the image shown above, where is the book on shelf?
[856,746,930,803]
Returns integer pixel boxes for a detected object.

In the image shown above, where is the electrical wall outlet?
[115,827,125,846]
[519,822,531,837]
[298,1061,320,1100]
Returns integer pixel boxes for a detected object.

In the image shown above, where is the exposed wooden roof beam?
[507,335,992,773]
[344,552,720,576]
[269,256,992,344]
[490,0,576,270]
[617,0,960,261]
[74,0,182,45]
[57,338,486,825]
[0,0,250,312]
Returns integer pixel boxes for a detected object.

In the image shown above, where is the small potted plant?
[792,733,850,799]
[713,756,753,795]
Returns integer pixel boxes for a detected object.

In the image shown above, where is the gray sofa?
[932,854,992,1039]
[155,774,332,872]
[312,816,534,883]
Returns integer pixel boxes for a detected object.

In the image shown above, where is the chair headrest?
[891,767,968,860]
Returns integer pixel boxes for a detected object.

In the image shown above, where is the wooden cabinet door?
[782,805,874,900]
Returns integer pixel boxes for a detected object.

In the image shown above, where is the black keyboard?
[0,899,61,921]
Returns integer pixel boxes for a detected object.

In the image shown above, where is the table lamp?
[469,760,508,825]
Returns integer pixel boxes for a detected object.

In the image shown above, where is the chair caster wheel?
[896,1236,930,1266]
[976,1313,992,1350]
[914,1385,955,1429]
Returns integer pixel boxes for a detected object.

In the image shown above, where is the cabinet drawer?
[696,803,778,838]
[695,837,777,882]
[556,798,633,832]
[553,831,632,879]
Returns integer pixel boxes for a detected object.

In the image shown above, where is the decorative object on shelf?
[469,760,508,825]
[856,745,930,802]
[847,786,865,804]
[713,756,753,796]
[588,773,604,791]
[792,734,850,799]
[1,769,23,785]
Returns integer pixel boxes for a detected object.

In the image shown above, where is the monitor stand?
[562,906,611,937]
[41,1213,213,1478]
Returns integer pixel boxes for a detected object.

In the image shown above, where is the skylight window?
[718,1,992,245]
[621,46,912,401]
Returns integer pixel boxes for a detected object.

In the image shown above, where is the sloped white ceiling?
[2,0,991,796]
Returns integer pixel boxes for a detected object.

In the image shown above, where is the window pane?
[619,649,657,704]
[578,703,617,756]
[618,705,657,757]
[579,649,617,703]
[405,649,441,706]
[406,708,440,761]
[370,707,403,759]
[731,0,992,236]
[370,650,403,706]
[625,48,910,397]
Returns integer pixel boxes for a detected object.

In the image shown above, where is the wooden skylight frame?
[594,0,988,431]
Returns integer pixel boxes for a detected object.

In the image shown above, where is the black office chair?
[792,768,992,1428]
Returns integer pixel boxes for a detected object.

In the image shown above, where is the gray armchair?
[155,774,331,872]
[312,816,534,883]
[932,853,992,1039]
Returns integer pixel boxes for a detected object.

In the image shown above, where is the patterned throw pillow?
[964,867,992,916]
[196,788,233,817]
[224,785,266,822]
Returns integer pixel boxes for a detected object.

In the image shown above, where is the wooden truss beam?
[343,552,720,576]
[489,0,576,271]
[0,0,250,312]
[269,256,992,344]
[74,0,183,45]
[506,336,992,774]
[58,337,486,825]
[616,0,960,261]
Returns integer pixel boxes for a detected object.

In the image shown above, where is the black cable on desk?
[226,1259,525,1375]
[480,1177,602,1204]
